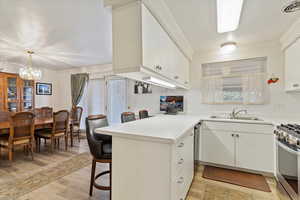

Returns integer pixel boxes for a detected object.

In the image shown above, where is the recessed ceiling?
[163,0,300,53]
[0,0,112,70]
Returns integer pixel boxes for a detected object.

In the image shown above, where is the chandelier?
[19,51,42,80]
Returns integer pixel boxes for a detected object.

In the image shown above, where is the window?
[201,57,267,104]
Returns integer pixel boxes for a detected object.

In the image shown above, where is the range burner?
[275,124,300,149]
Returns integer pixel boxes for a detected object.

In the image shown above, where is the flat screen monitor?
[160,96,184,112]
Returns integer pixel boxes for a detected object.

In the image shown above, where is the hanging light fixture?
[19,51,42,80]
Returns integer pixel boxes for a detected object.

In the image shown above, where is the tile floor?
[0,138,283,200]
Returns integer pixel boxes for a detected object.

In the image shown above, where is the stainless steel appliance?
[275,124,300,200]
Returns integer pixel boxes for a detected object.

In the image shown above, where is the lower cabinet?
[236,132,274,172]
[111,127,195,200]
[202,130,235,167]
[201,121,274,173]
[172,129,194,200]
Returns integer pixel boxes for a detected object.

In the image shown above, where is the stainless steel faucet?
[230,108,248,119]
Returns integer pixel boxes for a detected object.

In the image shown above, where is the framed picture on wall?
[36,82,52,95]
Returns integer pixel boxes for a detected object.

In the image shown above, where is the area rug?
[203,165,271,192]
[0,152,91,200]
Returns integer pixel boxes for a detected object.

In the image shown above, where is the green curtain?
[71,73,89,107]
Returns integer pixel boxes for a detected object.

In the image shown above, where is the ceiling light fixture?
[143,76,176,89]
[19,51,42,81]
[220,42,237,53]
[217,0,244,33]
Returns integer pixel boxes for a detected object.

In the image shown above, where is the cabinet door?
[21,80,34,111]
[285,39,300,91]
[142,4,174,78]
[201,130,235,167]
[5,74,21,112]
[236,132,274,173]
[142,4,162,73]
[0,74,4,111]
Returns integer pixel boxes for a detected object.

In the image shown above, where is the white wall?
[1,66,59,109]
[55,64,113,110]
[186,41,300,119]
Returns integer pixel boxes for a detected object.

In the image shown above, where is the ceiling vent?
[282,0,300,13]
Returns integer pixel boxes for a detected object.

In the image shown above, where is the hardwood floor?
[0,138,282,200]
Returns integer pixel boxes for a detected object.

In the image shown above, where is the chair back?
[53,110,69,134]
[139,110,149,119]
[41,107,53,118]
[121,112,136,123]
[71,106,83,125]
[34,107,53,119]
[0,111,11,122]
[85,115,110,159]
[9,112,35,140]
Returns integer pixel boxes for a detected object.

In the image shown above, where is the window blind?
[201,57,267,104]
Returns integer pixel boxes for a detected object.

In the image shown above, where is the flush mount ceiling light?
[143,76,176,89]
[220,42,237,53]
[19,51,42,81]
[217,0,244,33]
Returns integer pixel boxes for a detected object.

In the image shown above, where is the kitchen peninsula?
[95,115,201,200]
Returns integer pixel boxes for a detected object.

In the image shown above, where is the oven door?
[277,140,300,200]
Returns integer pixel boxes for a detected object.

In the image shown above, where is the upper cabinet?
[0,72,35,112]
[281,18,300,92]
[285,39,300,92]
[112,2,190,89]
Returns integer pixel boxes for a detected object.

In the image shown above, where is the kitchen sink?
[210,115,263,121]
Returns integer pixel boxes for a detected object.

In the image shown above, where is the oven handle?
[277,140,300,156]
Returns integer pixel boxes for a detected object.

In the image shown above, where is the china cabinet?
[0,72,35,112]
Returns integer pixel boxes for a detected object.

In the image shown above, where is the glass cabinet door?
[6,76,19,112]
[22,80,34,111]
[7,77,18,101]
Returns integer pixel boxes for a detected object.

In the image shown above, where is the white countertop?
[95,115,201,143]
[95,114,300,143]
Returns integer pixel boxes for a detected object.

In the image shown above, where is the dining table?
[0,118,76,147]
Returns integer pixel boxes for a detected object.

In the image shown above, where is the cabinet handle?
[231,134,234,137]
[293,83,299,88]
[177,177,184,184]
[236,134,239,138]
[178,158,184,165]
[177,142,185,148]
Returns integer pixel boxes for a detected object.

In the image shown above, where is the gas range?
[275,124,300,200]
[275,124,300,150]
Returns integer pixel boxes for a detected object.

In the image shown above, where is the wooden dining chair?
[70,106,83,144]
[139,110,149,119]
[0,111,11,136]
[85,115,112,199]
[121,112,136,123]
[0,112,35,161]
[36,110,69,153]
[41,107,53,118]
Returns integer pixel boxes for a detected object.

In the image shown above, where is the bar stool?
[85,115,112,199]
[139,110,149,119]
[121,112,136,123]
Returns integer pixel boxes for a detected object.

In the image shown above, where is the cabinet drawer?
[202,121,273,134]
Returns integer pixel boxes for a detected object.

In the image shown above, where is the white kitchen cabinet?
[112,1,190,89]
[235,132,274,172]
[202,130,235,167]
[285,38,300,92]
[172,129,194,200]
[200,121,274,173]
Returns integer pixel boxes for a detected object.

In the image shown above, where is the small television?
[160,96,184,112]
